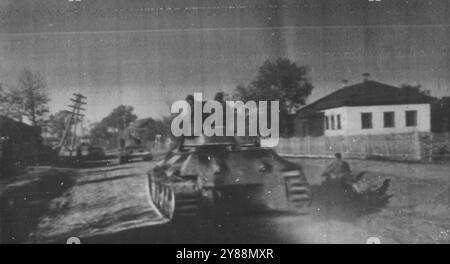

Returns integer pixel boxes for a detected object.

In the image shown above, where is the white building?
[296,80,435,137]
[323,104,431,136]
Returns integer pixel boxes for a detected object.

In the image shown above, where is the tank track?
[149,179,175,219]
[149,178,203,221]
[149,176,311,220]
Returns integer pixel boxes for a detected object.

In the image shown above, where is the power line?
[58,93,87,157]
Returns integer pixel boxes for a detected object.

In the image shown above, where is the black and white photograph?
[0,0,449,245]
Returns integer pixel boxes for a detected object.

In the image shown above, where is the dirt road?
[29,162,166,243]
[26,158,450,244]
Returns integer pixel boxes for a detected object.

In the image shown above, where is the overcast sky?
[0,0,449,122]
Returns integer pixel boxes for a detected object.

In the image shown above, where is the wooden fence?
[274,132,446,162]
[431,133,450,161]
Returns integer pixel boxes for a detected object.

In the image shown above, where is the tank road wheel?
[149,179,158,208]
[149,179,157,202]
[151,180,159,206]
[160,185,175,219]
[285,176,312,212]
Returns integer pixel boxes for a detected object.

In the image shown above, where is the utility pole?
[58,93,87,157]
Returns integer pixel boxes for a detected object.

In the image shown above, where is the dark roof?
[0,116,39,139]
[298,81,436,117]
[0,116,31,131]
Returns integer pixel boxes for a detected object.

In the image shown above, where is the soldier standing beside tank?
[322,153,353,184]
[321,152,392,209]
[321,153,373,194]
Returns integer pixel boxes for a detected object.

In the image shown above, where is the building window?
[384,112,395,128]
[406,110,417,127]
[325,116,329,130]
[331,115,335,130]
[361,113,373,129]
[337,115,342,130]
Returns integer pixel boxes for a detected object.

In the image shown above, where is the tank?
[147,136,312,220]
[117,121,154,164]
[118,145,153,164]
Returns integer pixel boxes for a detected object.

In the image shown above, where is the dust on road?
[28,158,450,244]
[29,162,167,243]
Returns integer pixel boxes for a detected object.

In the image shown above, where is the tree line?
[1,59,316,149]
[0,69,50,126]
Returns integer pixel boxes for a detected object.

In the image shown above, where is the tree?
[155,116,173,139]
[401,84,430,96]
[89,122,110,146]
[1,70,50,125]
[102,105,138,131]
[89,105,138,148]
[0,84,25,122]
[0,83,9,115]
[128,116,173,143]
[46,110,73,139]
[0,83,4,103]
[234,58,314,136]
[17,69,50,126]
